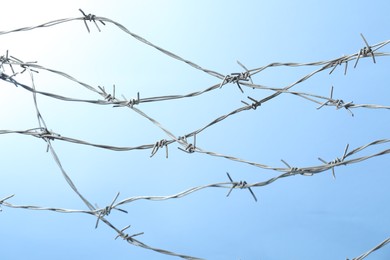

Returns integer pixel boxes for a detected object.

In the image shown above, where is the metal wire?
[1,9,389,259]
[348,237,390,260]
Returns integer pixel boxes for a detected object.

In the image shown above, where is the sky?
[1,0,390,259]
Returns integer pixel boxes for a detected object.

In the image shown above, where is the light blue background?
[1,1,389,259]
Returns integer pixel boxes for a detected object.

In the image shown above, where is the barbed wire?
[1,9,389,259]
[2,52,201,260]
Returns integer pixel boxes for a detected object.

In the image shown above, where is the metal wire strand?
[348,237,390,260]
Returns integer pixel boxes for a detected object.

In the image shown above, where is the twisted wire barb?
[226,172,257,202]
[95,192,128,229]
[219,61,253,93]
[318,144,350,179]
[150,139,169,158]
[115,225,144,241]
[354,33,376,68]
[79,9,106,33]
[317,86,354,116]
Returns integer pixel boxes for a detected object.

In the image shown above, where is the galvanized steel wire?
[1,10,389,259]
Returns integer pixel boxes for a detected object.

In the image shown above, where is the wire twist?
[115,225,144,242]
[226,172,257,202]
[79,9,106,33]
[150,139,169,158]
[95,192,128,229]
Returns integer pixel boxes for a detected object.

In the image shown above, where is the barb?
[79,9,106,33]
[280,159,310,176]
[95,192,128,229]
[114,93,140,108]
[317,86,354,116]
[0,194,15,211]
[115,225,144,241]
[219,70,252,93]
[98,85,115,102]
[237,60,253,84]
[0,50,16,75]
[226,172,257,202]
[218,61,253,93]
[328,56,349,75]
[354,33,376,68]
[150,139,169,158]
[241,96,261,110]
[0,194,15,204]
[178,134,196,153]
